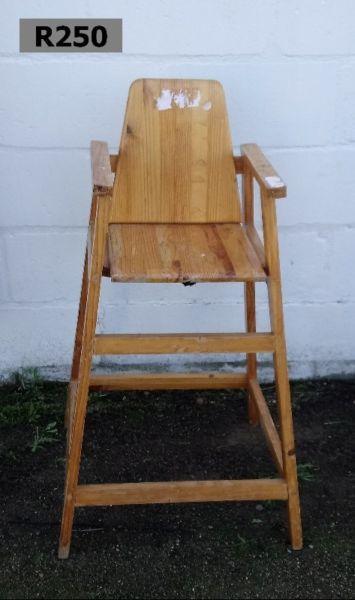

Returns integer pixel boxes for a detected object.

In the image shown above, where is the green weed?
[297,462,316,482]
[11,367,43,392]
[30,422,59,453]
[0,370,64,426]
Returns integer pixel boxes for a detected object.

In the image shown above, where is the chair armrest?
[90,141,115,194]
[241,143,286,199]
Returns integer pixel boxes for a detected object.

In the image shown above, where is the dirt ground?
[0,375,354,599]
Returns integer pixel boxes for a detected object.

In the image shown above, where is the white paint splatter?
[156,89,173,111]
[173,90,188,108]
[155,88,209,111]
[265,175,284,188]
[184,90,201,108]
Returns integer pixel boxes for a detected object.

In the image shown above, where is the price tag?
[20,19,122,53]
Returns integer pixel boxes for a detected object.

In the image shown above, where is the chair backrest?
[111,79,241,223]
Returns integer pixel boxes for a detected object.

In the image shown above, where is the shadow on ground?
[0,377,354,599]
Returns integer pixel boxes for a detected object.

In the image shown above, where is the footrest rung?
[89,372,248,390]
[75,479,288,506]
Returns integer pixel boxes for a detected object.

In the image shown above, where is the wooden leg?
[59,280,101,559]
[59,353,92,558]
[65,251,88,430]
[268,278,303,550]
[244,281,259,425]
[59,194,110,559]
[260,190,302,549]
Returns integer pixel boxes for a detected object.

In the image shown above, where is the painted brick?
[0,149,91,227]
[0,305,76,370]
[0,60,339,149]
[267,148,355,226]
[277,0,355,56]
[280,230,330,303]
[5,231,86,302]
[100,279,245,307]
[325,227,355,301]
[103,302,254,334]
[0,237,10,301]
[283,303,355,361]
[223,61,339,148]
[1,0,270,55]
[0,59,177,148]
[337,63,355,144]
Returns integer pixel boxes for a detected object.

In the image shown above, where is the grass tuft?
[297,462,316,482]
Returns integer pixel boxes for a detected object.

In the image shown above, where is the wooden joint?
[233,155,245,174]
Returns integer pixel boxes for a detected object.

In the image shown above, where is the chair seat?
[108,223,266,283]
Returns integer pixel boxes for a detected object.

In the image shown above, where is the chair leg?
[244,281,259,425]
[268,278,303,550]
[65,251,88,430]
[59,193,111,559]
[59,353,92,559]
[59,265,102,559]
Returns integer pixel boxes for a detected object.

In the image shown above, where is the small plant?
[0,400,42,425]
[30,422,58,453]
[0,368,55,426]
[0,396,43,426]
[297,462,316,482]
[11,367,43,392]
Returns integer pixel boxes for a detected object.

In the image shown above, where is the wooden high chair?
[59,79,302,558]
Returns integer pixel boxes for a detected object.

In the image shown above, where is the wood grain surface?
[111,79,241,223]
[108,223,266,282]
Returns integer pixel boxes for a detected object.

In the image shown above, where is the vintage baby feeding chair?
[59,79,303,558]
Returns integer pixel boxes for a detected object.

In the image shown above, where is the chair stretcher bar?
[93,333,275,355]
[89,372,248,390]
[75,478,288,507]
[249,378,284,475]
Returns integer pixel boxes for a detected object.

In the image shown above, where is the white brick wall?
[1,0,354,379]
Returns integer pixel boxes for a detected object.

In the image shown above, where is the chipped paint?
[155,89,174,111]
[265,175,285,189]
[155,88,210,111]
